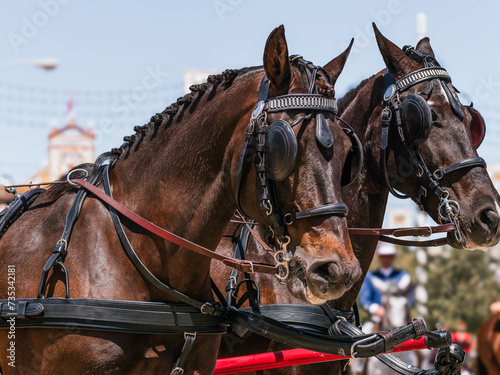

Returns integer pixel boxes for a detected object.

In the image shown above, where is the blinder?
[400,94,432,145]
[466,106,486,149]
[264,119,298,181]
[264,115,363,184]
[399,95,486,150]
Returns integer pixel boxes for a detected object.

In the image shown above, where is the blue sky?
[1,0,499,183]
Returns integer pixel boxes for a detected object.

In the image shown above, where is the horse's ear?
[415,37,435,58]
[373,23,419,79]
[263,25,291,94]
[323,38,354,85]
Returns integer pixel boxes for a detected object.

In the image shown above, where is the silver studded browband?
[396,67,451,92]
[264,94,337,113]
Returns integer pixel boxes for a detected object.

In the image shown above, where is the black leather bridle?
[235,56,351,280]
[381,47,486,243]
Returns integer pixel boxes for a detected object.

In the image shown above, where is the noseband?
[236,57,349,280]
[381,46,487,243]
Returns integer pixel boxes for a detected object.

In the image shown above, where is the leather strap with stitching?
[348,223,454,247]
[75,168,277,276]
[348,223,454,237]
[433,157,486,180]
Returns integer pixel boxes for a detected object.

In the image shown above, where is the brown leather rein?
[228,218,454,247]
[6,180,277,275]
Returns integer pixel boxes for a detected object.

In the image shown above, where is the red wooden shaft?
[214,337,426,374]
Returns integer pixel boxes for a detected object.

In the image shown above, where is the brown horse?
[477,312,500,374]
[0,26,360,374]
[215,24,500,374]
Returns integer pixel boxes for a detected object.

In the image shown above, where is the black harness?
[381,46,487,243]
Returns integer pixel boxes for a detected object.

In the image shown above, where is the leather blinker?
[264,119,298,181]
[401,94,432,145]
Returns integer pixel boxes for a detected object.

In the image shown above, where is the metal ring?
[415,165,425,178]
[284,213,294,225]
[433,170,443,180]
[275,263,289,281]
[439,199,460,221]
[170,367,184,375]
[66,168,89,185]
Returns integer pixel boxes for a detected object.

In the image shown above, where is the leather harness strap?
[348,223,454,237]
[348,223,454,247]
[378,235,449,247]
[73,172,278,276]
[0,298,226,334]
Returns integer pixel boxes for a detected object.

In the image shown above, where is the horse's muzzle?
[304,256,361,301]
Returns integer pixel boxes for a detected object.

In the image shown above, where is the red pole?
[214,337,427,374]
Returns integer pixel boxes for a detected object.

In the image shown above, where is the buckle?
[240,260,255,274]
[350,334,377,359]
[200,303,214,315]
[422,225,432,237]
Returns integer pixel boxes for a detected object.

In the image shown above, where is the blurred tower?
[27,94,95,184]
[47,94,94,180]
[417,13,427,41]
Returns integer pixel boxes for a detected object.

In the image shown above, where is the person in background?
[356,242,417,375]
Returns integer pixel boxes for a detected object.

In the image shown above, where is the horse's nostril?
[308,260,359,292]
[479,208,500,232]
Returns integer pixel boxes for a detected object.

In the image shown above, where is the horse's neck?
[106,72,259,296]
[334,72,392,311]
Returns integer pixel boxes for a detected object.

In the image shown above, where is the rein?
[75,167,278,277]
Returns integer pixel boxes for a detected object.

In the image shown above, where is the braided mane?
[109,67,261,157]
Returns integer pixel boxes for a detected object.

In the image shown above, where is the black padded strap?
[284,203,348,224]
[0,298,226,334]
[226,307,436,358]
[433,157,486,180]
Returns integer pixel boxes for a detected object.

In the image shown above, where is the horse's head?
[373,24,500,250]
[233,26,361,305]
